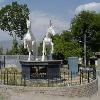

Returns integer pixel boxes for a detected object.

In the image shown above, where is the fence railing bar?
[0,67,96,87]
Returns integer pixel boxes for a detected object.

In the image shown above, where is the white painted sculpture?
[42,20,55,61]
[23,19,35,61]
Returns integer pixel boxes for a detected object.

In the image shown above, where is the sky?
[0,0,100,41]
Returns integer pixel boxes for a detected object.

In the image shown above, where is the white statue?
[23,19,35,61]
[42,20,55,61]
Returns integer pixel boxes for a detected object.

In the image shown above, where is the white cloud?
[75,2,100,14]
[29,11,69,40]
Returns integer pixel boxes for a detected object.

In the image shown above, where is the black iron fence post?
[24,73,26,86]
[71,71,72,85]
[64,72,65,85]
[56,74,57,86]
[1,71,2,83]
[52,74,53,87]
[68,71,69,85]
[14,72,16,85]
[80,69,81,84]
[48,74,49,87]
[87,70,90,83]
[3,56,5,68]
[93,67,96,79]
[21,72,23,86]
[7,70,8,85]
[82,71,83,82]
[60,73,61,86]
[4,72,5,84]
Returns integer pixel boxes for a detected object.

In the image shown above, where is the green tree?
[6,42,28,55]
[0,1,30,55]
[0,1,29,39]
[6,49,11,55]
[38,42,43,56]
[53,31,82,62]
[18,43,28,55]
[89,13,100,52]
[71,11,100,52]
[10,39,19,55]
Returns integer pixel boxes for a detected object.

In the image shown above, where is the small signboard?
[68,57,78,77]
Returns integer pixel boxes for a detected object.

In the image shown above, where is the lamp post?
[84,33,86,67]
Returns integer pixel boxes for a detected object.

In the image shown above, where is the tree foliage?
[18,43,28,55]
[6,40,28,55]
[38,42,43,56]
[52,31,82,61]
[11,39,19,55]
[71,11,100,52]
[0,1,29,39]
[71,11,95,41]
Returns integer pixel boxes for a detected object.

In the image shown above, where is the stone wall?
[0,79,98,97]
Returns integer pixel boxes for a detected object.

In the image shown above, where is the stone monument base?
[19,60,62,79]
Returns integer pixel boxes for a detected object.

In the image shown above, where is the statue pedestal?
[19,60,62,79]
